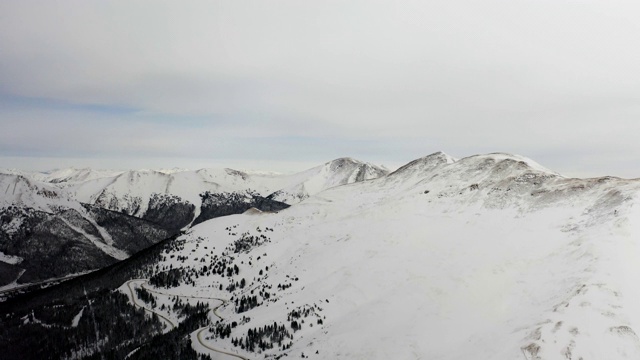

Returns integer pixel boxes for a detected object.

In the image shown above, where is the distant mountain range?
[0,158,387,286]
[3,152,639,360]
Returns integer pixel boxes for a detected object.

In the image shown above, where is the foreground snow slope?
[137,152,640,360]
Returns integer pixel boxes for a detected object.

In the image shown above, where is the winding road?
[125,279,177,331]
[196,326,249,360]
[125,279,249,360]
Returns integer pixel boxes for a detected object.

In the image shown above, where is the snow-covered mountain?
[0,158,387,288]
[40,168,125,184]
[33,158,388,229]
[0,173,171,286]
[0,173,68,211]
[156,152,640,360]
[4,151,640,360]
[266,157,388,203]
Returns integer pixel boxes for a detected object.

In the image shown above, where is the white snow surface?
[0,250,23,265]
[0,174,70,211]
[125,152,640,360]
[0,157,387,287]
[26,158,389,216]
[0,173,128,262]
[71,307,85,327]
[41,168,125,184]
[58,216,128,260]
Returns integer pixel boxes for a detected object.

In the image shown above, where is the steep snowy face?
[40,168,124,184]
[326,157,388,184]
[401,153,634,219]
[0,174,70,212]
[0,158,387,288]
[267,157,389,204]
[461,152,559,174]
[89,170,191,217]
[0,174,171,286]
[114,152,640,360]
[195,168,262,192]
[389,151,457,177]
[51,159,388,226]
[68,168,277,229]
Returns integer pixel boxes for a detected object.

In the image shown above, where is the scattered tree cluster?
[277,283,292,291]
[260,289,272,300]
[162,237,188,254]
[255,226,275,233]
[287,304,325,331]
[231,231,272,253]
[232,322,292,353]
[169,297,210,318]
[149,268,184,288]
[235,295,261,313]
[225,224,239,236]
[226,277,246,292]
[135,287,157,307]
[209,322,232,339]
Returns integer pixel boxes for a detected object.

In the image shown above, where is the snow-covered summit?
[6,151,640,360]
[457,152,560,175]
[0,172,174,285]
[0,168,34,177]
[266,157,389,203]
[40,158,389,219]
[140,152,640,360]
[39,168,125,184]
[389,151,457,177]
[0,173,69,211]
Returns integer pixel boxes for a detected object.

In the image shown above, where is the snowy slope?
[51,158,388,224]
[0,174,75,212]
[0,174,170,285]
[0,158,387,287]
[118,152,640,360]
[40,168,125,184]
[266,157,389,204]
[65,168,267,228]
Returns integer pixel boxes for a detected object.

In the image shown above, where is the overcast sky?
[2,1,640,177]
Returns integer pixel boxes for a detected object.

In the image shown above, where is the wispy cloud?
[0,93,140,115]
[2,1,640,177]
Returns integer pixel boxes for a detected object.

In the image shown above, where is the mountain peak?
[319,157,388,177]
[266,157,389,204]
[326,157,363,166]
[390,151,457,177]
[458,152,559,176]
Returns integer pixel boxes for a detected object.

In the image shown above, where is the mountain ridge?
[0,157,389,288]
[3,152,640,359]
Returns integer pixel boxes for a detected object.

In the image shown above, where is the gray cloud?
[2,1,640,177]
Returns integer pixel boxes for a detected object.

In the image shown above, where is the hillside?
[0,158,386,289]
[138,152,640,360]
[2,152,639,359]
[0,174,171,286]
[63,158,388,224]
